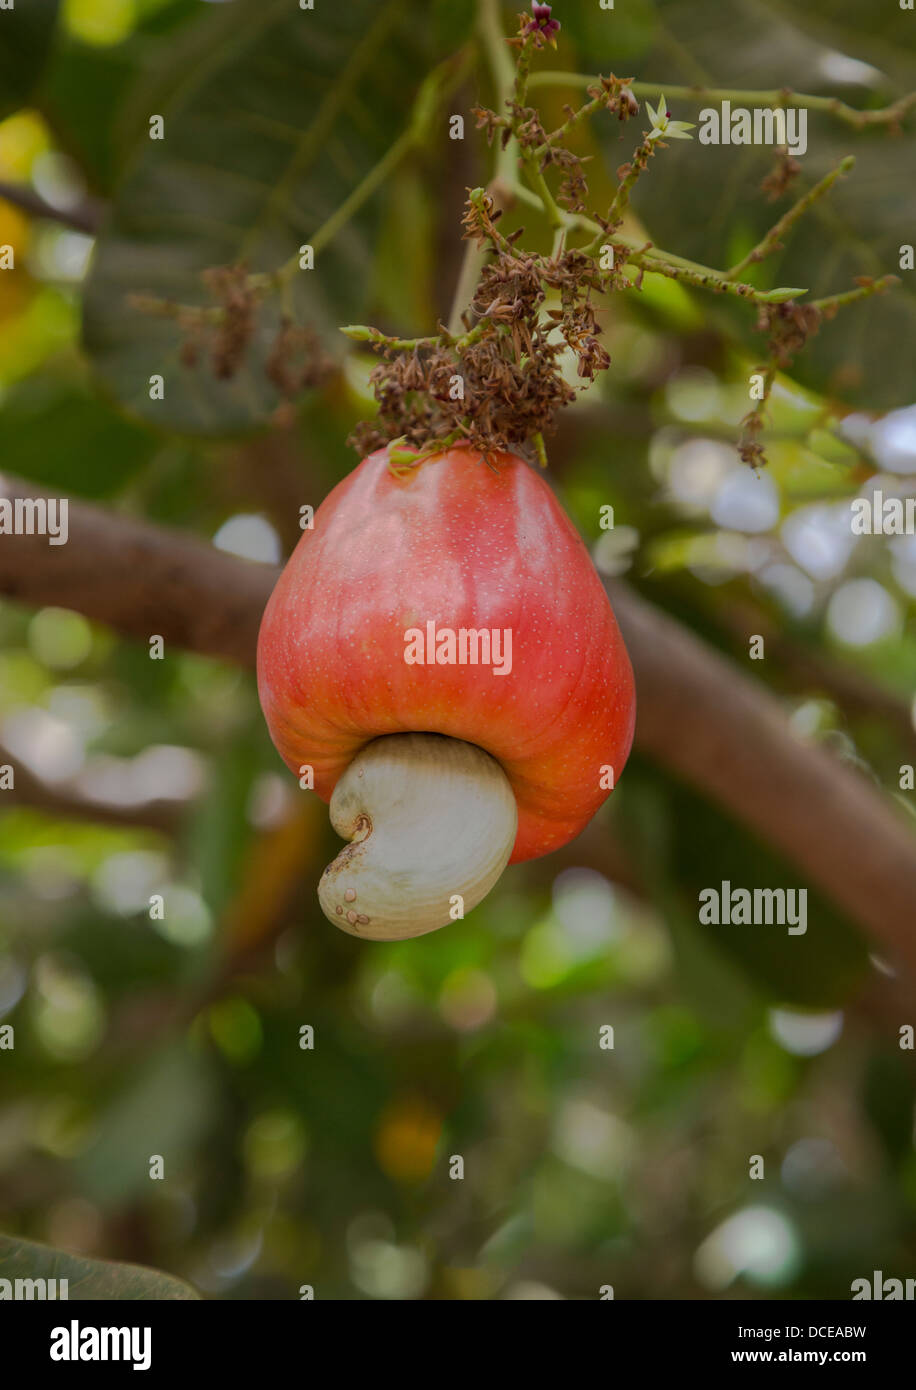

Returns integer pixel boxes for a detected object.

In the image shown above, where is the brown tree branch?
[2,475,915,978]
[0,180,103,235]
[704,593,916,756]
[608,583,916,974]
[0,473,271,662]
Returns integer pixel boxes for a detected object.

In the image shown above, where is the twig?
[480,0,566,229]
[478,0,519,188]
[811,275,898,315]
[608,581,916,978]
[528,72,916,131]
[132,46,473,321]
[691,590,916,756]
[0,179,102,235]
[622,246,805,303]
[726,157,855,280]
[341,319,488,352]
[447,225,490,338]
[573,210,808,303]
[736,362,777,467]
[605,133,658,227]
[446,0,531,335]
[0,474,269,665]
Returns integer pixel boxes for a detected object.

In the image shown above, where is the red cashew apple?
[257,445,635,940]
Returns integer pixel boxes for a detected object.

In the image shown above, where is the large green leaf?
[0,1233,199,1300]
[0,0,59,119]
[614,0,916,408]
[82,0,434,433]
[38,0,203,193]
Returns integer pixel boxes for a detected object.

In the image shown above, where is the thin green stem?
[810,275,898,315]
[127,295,223,323]
[236,0,409,266]
[725,156,855,280]
[512,29,534,108]
[478,0,518,186]
[341,328,438,349]
[274,126,416,285]
[446,0,527,337]
[131,46,472,322]
[480,1,566,229]
[527,72,916,130]
[280,46,474,286]
[341,320,491,353]
[537,92,607,157]
[625,248,805,303]
[755,363,777,407]
[448,236,487,337]
[605,134,656,227]
[495,178,543,212]
[521,151,565,228]
[574,209,807,303]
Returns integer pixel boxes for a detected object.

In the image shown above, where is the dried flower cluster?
[265,317,335,399]
[757,298,822,368]
[736,410,767,470]
[760,147,802,201]
[350,12,644,463]
[349,189,630,462]
[176,263,334,403]
[134,0,901,475]
[738,299,823,467]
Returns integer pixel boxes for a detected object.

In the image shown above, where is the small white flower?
[645,94,695,142]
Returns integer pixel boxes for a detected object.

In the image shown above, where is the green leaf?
[620,0,916,408]
[0,0,60,120]
[82,0,437,434]
[0,373,154,497]
[38,1,204,193]
[0,1233,200,1300]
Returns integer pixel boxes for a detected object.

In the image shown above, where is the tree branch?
[0,180,103,236]
[527,72,916,131]
[608,582,916,975]
[694,590,916,757]
[0,473,271,663]
[2,475,914,978]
